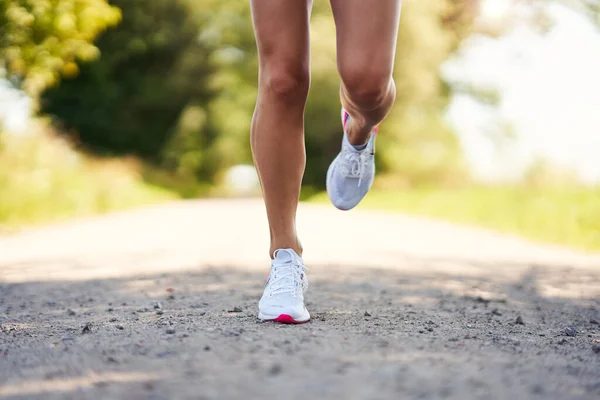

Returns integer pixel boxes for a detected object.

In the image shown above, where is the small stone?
[364,311,372,317]
[590,319,599,325]
[81,323,92,334]
[156,310,164,315]
[229,307,243,313]
[107,308,114,312]
[107,356,118,364]
[531,384,544,394]
[47,301,57,307]
[491,309,502,316]
[153,302,162,310]
[166,328,176,334]
[109,317,118,322]
[564,326,578,337]
[67,309,76,316]
[592,343,600,353]
[558,338,568,345]
[515,316,525,325]
[116,325,124,330]
[198,311,207,316]
[269,364,283,376]
[167,295,175,300]
[204,345,211,351]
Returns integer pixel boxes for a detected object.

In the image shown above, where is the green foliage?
[40,0,216,168]
[0,0,121,95]
[37,0,476,189]
[309,186,600,251]
[0,123,172,227]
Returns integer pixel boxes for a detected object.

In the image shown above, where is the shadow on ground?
[1,257,599,400]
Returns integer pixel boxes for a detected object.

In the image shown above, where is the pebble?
[107,308,114,312]
[154,302,163,310]
[109,318,118,322]
[229,307,243,313]
[81,323,92,334]
[590,319,599,325]
[166,328,176,334]
[592,343,600,354]
[204,345,211,351]
[491,309,502,316]
[269,364,283,376]
[116,325,124,330]
[156,350,177,358]
[156,310,164,315]
[364,311,372,317]
[515,316,525,325]
[564,326,578,337]
[67,309,76,316]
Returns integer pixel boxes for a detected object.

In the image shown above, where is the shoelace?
[269,259,308,297]
[342,149,371,186]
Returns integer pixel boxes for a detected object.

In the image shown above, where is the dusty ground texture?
[0,199,599,400]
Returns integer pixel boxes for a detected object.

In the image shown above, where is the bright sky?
[0,79,30,132]
[444,2,600,184]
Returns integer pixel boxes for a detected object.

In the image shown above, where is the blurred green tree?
[39,0,477,190]
[40,0,217,173]
[0,0,121,96]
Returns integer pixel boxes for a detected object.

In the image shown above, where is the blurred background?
[0,0,599,251]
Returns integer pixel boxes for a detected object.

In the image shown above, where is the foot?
[326,109,377,211]
[258,248,310,324]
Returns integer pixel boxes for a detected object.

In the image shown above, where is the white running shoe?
[258,248,310,324]
[326,109,377,210]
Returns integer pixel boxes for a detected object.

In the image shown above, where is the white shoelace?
[269,258,308,297]
[342,149,371,186]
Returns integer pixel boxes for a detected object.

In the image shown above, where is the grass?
[308,187,600,252]
[0,125,174,229]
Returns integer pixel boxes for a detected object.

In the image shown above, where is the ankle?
[270,240,303,259]
[345,115,374,147]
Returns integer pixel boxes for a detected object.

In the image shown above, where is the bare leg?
[330,0,401,145]
[250,0,312,257]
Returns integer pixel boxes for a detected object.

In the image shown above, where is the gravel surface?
[0,199,599,400]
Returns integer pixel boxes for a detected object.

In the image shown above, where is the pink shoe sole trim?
[266,314,310,324]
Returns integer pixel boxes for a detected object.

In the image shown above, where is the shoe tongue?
[273,248,295,262]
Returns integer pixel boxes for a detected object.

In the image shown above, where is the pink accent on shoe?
[342,110,350,131]
[270,314,309,324]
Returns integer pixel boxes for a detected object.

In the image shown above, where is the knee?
[339,66,393,106]
[262,63,310,101]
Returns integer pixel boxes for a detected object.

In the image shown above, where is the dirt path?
[1,199,599,400]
